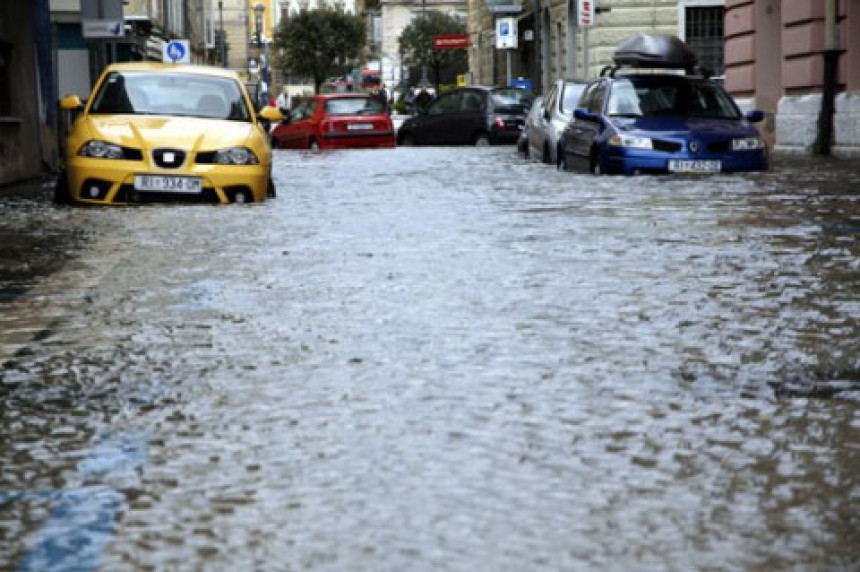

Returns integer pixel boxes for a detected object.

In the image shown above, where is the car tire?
[53,169,71,204]
[309,139,320,151]
[399,133,415,146]
[267,177,276,198]
[557,146,567,171]
[474,133,490,147]
[590,150,603,176]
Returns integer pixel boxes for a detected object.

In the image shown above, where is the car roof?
[313,93,374,99]
[102,62,242,80]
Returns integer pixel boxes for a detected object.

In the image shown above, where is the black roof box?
[613,34,698,70]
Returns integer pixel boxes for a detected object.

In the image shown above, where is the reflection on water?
[1,152,858,569]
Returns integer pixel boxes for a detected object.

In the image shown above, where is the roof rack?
[606,34,708,77]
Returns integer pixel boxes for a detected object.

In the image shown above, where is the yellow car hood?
[82,115,259,151]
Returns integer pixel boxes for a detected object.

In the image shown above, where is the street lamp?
[253,3,271,103]
[219,1,227,68]
[418,0,429,87]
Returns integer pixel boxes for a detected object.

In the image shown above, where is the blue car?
[558,34,767,175]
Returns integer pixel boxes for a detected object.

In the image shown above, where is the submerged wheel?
[309,139,320,151]
[474,133,490,147]
[557,146,567,171]
[399,133,415,146]
[267,177,276,198]
[590,150,603,175]
[53,169,71,204]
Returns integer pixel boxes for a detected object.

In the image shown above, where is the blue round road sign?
[166,41,186,62]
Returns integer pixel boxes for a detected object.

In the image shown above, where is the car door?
[458,89,488,144]
[567,81,606,166]
[419,90,464,145]
[272,99,318,149]
[533,83,557,159]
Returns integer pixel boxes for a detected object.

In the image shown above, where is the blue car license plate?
[668,160,721,173]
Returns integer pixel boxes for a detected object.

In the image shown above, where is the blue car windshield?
[89,71,252,121]
[607,77,741,119]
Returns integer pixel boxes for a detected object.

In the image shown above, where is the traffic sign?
[577,0,595,27]
[495,17,517,50]
[163,40,190,64]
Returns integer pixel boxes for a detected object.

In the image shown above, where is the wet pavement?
[1,150,859,570]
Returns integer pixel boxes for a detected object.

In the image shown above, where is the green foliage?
[273,7,366,93]
[398,11,467,90]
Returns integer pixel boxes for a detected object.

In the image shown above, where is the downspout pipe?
[814,0,840,156]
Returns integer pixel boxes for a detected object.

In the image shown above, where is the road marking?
[1,431,150,572]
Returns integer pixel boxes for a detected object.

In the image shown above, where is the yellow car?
[56,62,283,205]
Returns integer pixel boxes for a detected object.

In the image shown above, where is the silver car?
[526,78,587,165]
[517,96,543,157]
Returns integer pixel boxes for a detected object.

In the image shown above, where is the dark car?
[558,34,767,175]
[397,86,531,146]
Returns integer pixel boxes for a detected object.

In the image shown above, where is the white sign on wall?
[577,0,595,27]
[495,17,518,50]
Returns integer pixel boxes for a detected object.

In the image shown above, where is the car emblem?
[689,140,701,153]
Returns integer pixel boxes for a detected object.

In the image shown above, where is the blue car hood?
[613,116,759,139]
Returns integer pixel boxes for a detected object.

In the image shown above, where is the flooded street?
[1,148,859,570]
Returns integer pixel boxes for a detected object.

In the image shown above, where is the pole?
[219,1,227,68]
[506,50,511,87]
[814,0,840,156]
[419,0,429,86]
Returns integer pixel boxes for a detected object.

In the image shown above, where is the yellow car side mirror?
[258,106,283,122]
[60,95,84,110]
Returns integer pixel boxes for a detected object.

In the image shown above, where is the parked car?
[55,62,279,205]
[517,96,544,157]
[558,34,767,175]
[269,93,395,150]
[397,86,531,146]
[526,78,587,164]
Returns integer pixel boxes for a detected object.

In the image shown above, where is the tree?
[399,11,467,91]
[273,7,366,94]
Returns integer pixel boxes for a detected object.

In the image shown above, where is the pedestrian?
[276,85,291,111]
[415,87,433,112]
[376,83,390,114]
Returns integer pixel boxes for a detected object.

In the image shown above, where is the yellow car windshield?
[89,71,252,122]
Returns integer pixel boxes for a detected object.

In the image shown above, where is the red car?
[270,93,395,150]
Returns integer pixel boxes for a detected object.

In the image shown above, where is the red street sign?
[434,34,470,50]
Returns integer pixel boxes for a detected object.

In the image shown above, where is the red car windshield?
[324,97,385,115]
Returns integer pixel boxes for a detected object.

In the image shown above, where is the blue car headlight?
[78,140,124,159]
[608,134,653,150]
[732,137,765,151]
[214,147,259,165]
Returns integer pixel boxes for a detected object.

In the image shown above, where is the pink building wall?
[724,0,860,154]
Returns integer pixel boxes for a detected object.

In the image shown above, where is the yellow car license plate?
[134,175,202,193]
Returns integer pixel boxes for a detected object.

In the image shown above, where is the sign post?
[495,17,517,87]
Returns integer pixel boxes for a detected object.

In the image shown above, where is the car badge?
[689,140,701,153]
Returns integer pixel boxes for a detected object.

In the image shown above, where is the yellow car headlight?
[78,140,124,159]
[214,147,259,165]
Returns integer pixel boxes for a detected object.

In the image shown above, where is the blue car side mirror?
[574,108,594,121]
[745,110,765,122]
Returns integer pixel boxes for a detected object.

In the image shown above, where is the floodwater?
[1,149,859,570]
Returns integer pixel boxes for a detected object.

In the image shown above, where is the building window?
[683,4,724,77]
